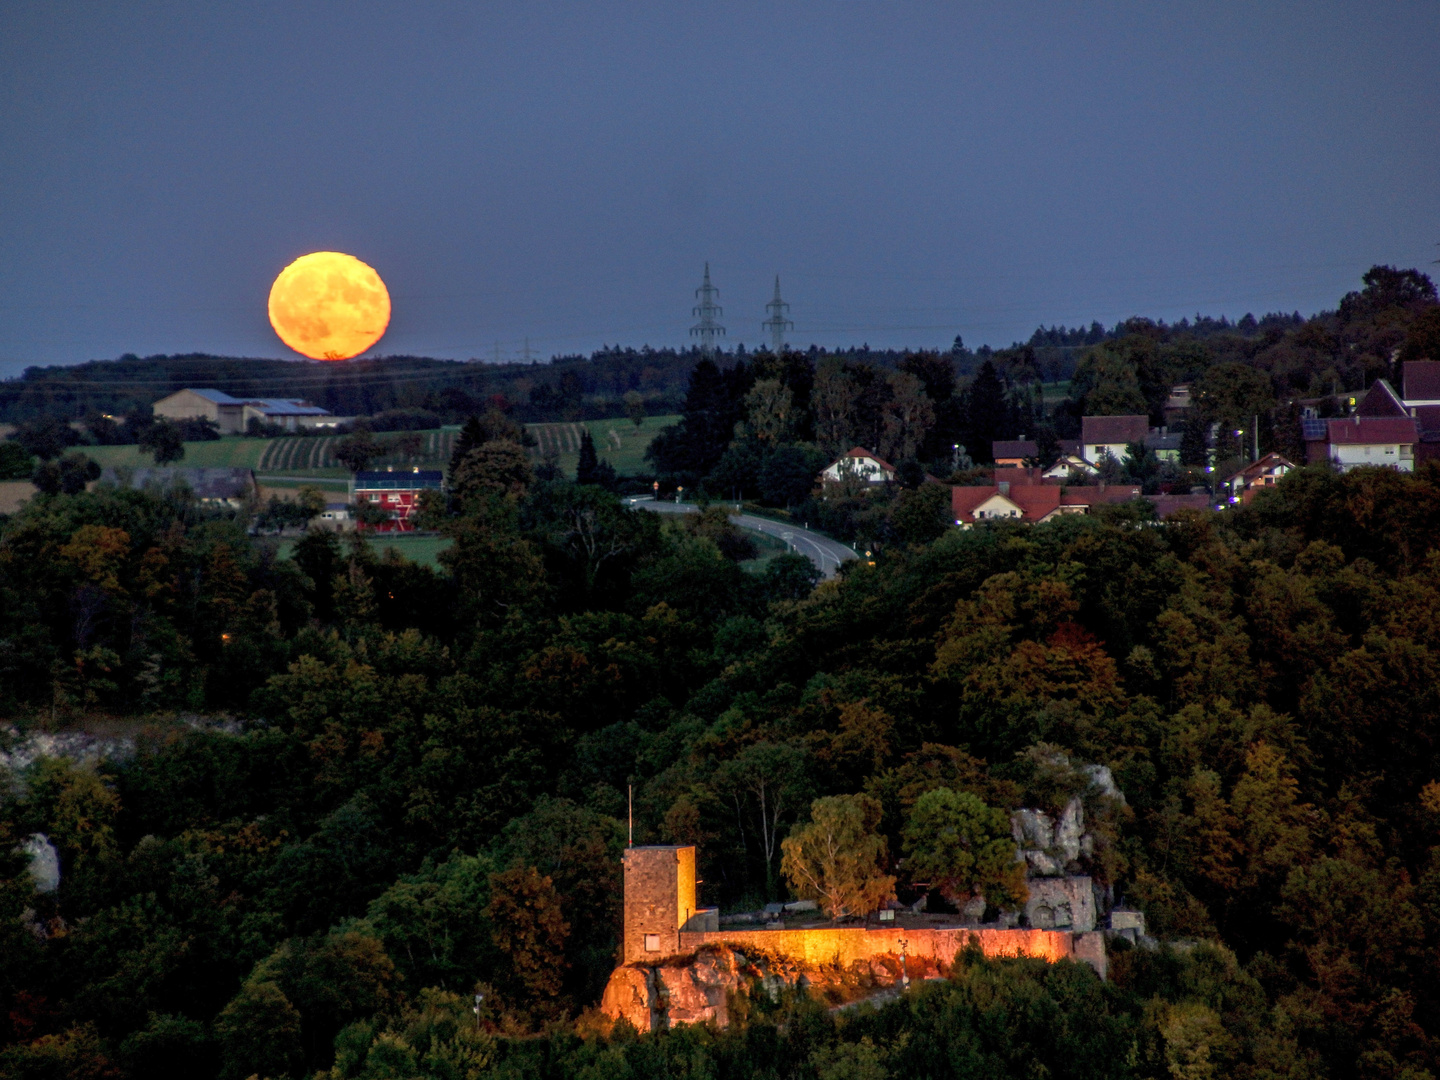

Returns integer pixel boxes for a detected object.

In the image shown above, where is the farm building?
[350,469,443,532]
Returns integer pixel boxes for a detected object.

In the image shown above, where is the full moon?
[268,252,391,360]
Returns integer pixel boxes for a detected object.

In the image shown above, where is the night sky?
[2,2,1437,374]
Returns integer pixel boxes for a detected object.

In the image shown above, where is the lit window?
[644,934,661,952]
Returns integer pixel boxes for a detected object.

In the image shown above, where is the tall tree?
[902,787,1026,910]
[961,360,1012,464]
[812,360,860,456]
[781,794,896,919]
[881,370,935,463]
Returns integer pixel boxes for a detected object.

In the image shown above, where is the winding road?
[629,497,858,578]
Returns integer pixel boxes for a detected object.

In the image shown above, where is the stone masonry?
[604,843,1109,1030]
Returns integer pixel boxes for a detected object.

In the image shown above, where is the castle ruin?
[601,842,1113,1032]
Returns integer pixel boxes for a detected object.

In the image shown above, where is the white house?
[1325,416,1418,472]
[1081,415,1149,465]
[819,447,897,485]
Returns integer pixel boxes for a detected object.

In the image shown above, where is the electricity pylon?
[762,275,793,353]
[690,263,726,358]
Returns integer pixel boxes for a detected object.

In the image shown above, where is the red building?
[350,469,444,532]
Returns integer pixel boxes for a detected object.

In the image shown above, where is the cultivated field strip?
[528,423,587,458]
[256,430,457,471]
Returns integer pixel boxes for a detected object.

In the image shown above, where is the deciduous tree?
[781,793,895,919]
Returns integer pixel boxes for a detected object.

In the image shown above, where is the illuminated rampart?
[677,924,1084,968]
[602,844,1109,1030]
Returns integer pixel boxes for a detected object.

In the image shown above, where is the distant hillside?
[0,303,1375,426]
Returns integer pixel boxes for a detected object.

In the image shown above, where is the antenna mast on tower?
[762,275,793,354]
[690,263,726,358]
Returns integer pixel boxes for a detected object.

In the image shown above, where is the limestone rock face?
[601,943,942,1032]
[22,834,59,894]
[1054,797,1084,865]
[599,964,652,1031]
[654,947,741,1027]
[1011,808,1054,851]
[1025,876,1097,932]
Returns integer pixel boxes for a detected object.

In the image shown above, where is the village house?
[991,439,1038,467]
[1351,361,1440,463]
[100,466,258,508]
[1042,444,1098,480]
[818,447,897,485]
[1221,452,1296,504]
[1316,415,1418,473]
[1144,427,1182,464]
[1163,384,1192,426]
[1081,415,1149,465]
[951,478,1142,527]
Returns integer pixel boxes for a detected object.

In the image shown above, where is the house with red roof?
[818,447,897,486]
[1323,415,1418,472]
[1220,452,1296,504]
[951,480,1142,527]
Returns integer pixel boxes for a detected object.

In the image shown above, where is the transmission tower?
[690,263,726,358]
[762,275,793,353]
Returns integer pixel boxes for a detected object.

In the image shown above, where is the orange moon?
[267,252,391,360]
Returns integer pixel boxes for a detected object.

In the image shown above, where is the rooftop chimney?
[998,481,1010,496]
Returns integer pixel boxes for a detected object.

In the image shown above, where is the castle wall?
[677,925,1096,974]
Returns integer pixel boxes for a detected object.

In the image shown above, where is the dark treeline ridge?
[5,266,1429,430]
[7,421,1440,1077]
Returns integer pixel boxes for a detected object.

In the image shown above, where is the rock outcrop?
[601,944,946,1032]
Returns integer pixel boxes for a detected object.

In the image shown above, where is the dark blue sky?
[2,2,1437,374]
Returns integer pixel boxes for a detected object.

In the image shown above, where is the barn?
[350,468,444,532]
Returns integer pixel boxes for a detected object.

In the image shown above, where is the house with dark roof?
[818,447,897,486]
[991,439,1039,467]
[101,467,258,507]
[1404,361,1440,405]
[240,399,334,432]
[1081,416,1149,465]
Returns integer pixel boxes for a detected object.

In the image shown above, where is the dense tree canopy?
[3,267,1440,1078]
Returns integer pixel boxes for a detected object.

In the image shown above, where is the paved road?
[629,497,858,578]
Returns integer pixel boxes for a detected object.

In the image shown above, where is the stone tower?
[621,845,698,963]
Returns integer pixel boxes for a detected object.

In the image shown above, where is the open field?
[81,416,677,480]
[256,429,459,471]
[83,436,269,470]
[528,415,676,476]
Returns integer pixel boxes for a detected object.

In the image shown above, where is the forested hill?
[0,301,1339,426]
[8,449,1440,1075]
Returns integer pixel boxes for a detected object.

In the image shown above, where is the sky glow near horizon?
[1,1,1437,373]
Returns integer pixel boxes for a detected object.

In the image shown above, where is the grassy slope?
[528,415,675,477]
[83,437,269,470]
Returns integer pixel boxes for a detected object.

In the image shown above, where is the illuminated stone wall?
[677,925,1097,973]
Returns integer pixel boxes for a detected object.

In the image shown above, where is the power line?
[762,275,793,353]
[689,264,725,359]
